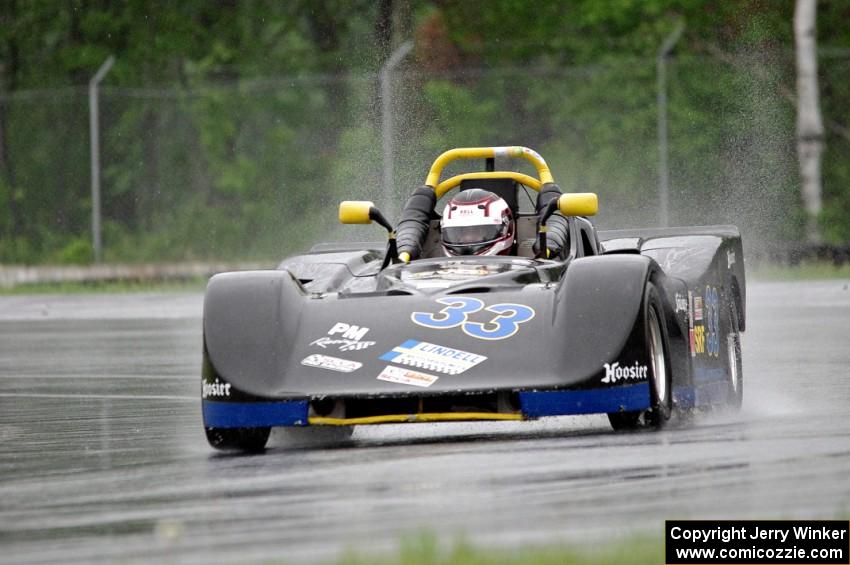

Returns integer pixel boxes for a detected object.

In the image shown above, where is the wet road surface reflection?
[1,283,849,563]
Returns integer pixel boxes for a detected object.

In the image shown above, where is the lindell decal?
[380,340,486,375]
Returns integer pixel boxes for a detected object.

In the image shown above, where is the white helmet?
[440,189,515,256]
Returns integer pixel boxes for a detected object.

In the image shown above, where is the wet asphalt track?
[1,281,849,564]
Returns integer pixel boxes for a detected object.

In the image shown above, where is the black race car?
[202,146,745,451]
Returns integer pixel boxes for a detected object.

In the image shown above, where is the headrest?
[458,178,519,214]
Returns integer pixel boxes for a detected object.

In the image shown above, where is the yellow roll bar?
[425,146,554,190]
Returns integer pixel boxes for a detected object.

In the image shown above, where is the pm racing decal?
[411,296,535,340]
[380,340,486,375]
[311,322,376,352]
[376,365,439,388]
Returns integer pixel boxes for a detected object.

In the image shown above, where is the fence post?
[657,23,684,228]
[381,40,413,222]
[89,55,115,263]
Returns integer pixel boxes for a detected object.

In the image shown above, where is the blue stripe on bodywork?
[379,339,421,361]
[202,400,309,428]
[379,351,401,361]
[519,382,651,417]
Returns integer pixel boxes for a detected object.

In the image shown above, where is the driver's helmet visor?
[442,224,504,255]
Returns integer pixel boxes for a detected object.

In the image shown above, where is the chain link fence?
[3,50,845,265]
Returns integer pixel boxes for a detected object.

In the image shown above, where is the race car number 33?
[411,296,535,340]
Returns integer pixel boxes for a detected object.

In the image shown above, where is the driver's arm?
[396,185,437,262]
[535,182,569,259]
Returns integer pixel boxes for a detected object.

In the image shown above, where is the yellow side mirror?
[558,193,598,217]
[339,201,374,224]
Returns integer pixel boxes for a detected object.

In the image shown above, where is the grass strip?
[748,261,850,281]
[333,532,660,565]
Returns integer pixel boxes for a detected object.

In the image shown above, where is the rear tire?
[726,301,743,410]
[205,427,271,452]
[608,283,672,430]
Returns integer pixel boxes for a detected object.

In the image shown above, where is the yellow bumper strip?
[309,412,524,426]
[435,172,542,198]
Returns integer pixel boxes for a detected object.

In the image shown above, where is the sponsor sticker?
[688,290,696,357]
[705,285,720,357]
[601,361,648,384]
[301,354,362,373]
[380,340,486,375]
[311,322,376,352]
[693,325,706,354]
[689,288,718,359]
[675,292,688,314]
[202,378,231,398]
[694,296,704,321]
[376,365,439,388]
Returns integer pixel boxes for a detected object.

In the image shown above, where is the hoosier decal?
[601,361,648,384]
[202,378,232,398]
[380,340,486,375]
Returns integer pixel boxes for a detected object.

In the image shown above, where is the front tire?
[608,283,672,430]
[644,298,672,427]
[205,427,271,452]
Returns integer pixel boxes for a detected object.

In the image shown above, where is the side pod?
[551,255,655,377]
[204,270,306,397]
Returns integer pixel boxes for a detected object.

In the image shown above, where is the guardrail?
[2,245,849,289]
[0,262,270,288]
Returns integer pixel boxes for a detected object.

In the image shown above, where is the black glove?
[396,185,437,261]
[534,182,569,259]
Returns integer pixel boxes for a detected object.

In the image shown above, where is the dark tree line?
[0,1,848,263]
